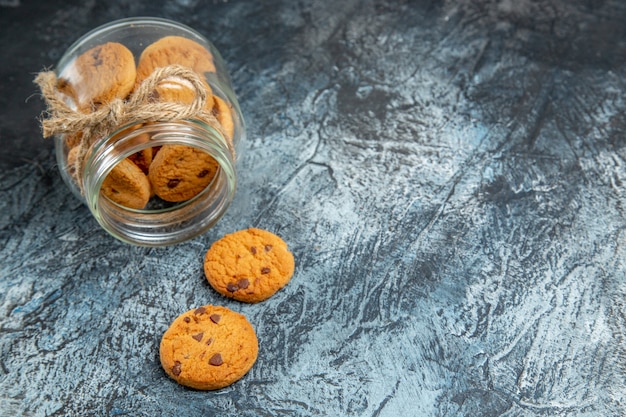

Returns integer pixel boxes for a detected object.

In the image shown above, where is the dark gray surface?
[1,0,625,416]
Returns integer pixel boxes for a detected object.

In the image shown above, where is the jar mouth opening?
[94,122,225,214]
[83,120,237,246]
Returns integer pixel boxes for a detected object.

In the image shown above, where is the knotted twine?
[33,64,227,194]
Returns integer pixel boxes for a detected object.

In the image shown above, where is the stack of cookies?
[58,36,235,210]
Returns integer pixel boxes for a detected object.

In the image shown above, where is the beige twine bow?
[33,64,226,192]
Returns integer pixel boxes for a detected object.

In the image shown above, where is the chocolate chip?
[210,314,221,324]
[264,245,273,252]
[91,48,103,66]
[261,267,271,274]
[238,278,250,289]
[172,361,182,376]
[197,169,209,178]
[167,178,181,188]
[191,332,204,342]
[148,91,160,102]
[227,283,239,292]
[209,353,223,366]
[250,246,257,255]
[194,306,207,315]
[183,317,191,323]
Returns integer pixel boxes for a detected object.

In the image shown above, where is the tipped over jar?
[36,17,245,246]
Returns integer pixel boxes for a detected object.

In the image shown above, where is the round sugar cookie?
[204,228,295,303]
[159,305,258,390]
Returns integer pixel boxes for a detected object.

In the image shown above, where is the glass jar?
[49,17,245,246]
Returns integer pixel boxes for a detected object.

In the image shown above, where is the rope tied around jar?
[33,64,228,193]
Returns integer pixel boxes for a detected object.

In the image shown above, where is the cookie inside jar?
[65,123,232,210]
[55,36,237,211]
[91,121,233,211]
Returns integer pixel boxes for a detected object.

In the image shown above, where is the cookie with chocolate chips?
[203,228,295,303]
[148,144,219,202]
[159,305,258,390]
[57,41,136,112]
[100,157,151,210]
[135,35,216,85]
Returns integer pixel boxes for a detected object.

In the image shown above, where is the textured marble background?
[1,0,625,416]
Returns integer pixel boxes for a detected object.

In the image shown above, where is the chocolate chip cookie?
[160,305,258,390]
[204,228,295,303]
[147,144,219,203]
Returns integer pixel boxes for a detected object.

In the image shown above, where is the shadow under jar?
[52,17,245,246]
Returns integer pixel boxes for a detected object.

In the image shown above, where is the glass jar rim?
[82,120,237,246]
